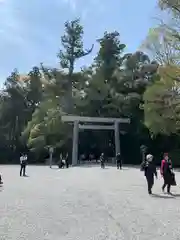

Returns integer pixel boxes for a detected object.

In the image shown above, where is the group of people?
[141,153,176,195]
[100,152,122,169]
[57,153,69,169]
[0,151,177,196]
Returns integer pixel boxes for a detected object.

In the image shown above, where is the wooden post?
[72,121,79,166]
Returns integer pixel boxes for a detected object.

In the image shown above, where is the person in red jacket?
[160,153,176,194]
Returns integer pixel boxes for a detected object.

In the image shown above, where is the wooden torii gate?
[61,115,130,166]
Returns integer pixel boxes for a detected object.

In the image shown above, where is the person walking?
[20,154,27,177]
[142,154,157,195]
[0,174,3,184]
[100,153,105,169]
[160,153,176,194]
[65,153,69,168]
[58,153,64,168]
[116,153,122,170]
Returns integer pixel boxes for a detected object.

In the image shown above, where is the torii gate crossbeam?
[61,115,130,166]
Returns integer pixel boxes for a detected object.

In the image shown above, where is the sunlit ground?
[1,165,180,240]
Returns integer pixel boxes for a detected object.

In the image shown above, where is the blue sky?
[0,0,157,85]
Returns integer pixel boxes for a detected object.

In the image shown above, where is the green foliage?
[58,19,93,70]
[1,18,176,165]
[57,19,93,113]
[141,27,180,65]
[21,68,71,154]
[95,31,125,80]
[143,75,180,135]
[158,0,180,13]
[0,68,42,151]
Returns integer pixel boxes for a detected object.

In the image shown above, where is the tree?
[158,0,180,14]
[0,19,162,164]
[157,0,180,48]
[0,67,43,160]
[79,31,129,117]
[26,66,43,113]
[21,68,71,155]
[143,69,180,135]
[0,70,28,151]
[94,31,126,81]
[141,27,180,65]
[57,18,93,113]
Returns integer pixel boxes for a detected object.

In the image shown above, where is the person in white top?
[20,154,27,176]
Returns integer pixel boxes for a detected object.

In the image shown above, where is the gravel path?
[0,165,180,240]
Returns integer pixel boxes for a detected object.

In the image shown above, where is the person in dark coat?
[160,153,176,194]
[65,153,69,168]
[142,154,157,194]
[100,153,105,169]
[0,174,3,184]
[116,153,122,169]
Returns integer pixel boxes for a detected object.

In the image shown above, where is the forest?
[1,0,180,165]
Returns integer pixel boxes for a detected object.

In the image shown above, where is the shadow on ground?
[78,165,110,169]
[0,185,3,192]
[152,193,174,199]
[151,193,180,199]
[172,193,180,197]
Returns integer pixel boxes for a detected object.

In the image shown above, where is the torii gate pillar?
[72,120,79,166]
[61,116,130,166]
[114,121,120,156]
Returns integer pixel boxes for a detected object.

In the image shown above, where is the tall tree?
[143,67,180,136]
[80,31,126,117]
[21,68,72,155]
[94,31,126,81]
[159,0,180,14]
[0,70,28,151]
[0,67,43,155]
[158,0,180,45]
[141,27,180,65]
[57,18,93,113]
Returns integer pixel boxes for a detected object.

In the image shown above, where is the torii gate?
[61,115,130,165]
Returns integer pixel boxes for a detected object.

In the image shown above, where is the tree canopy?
[1,15,180,165]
